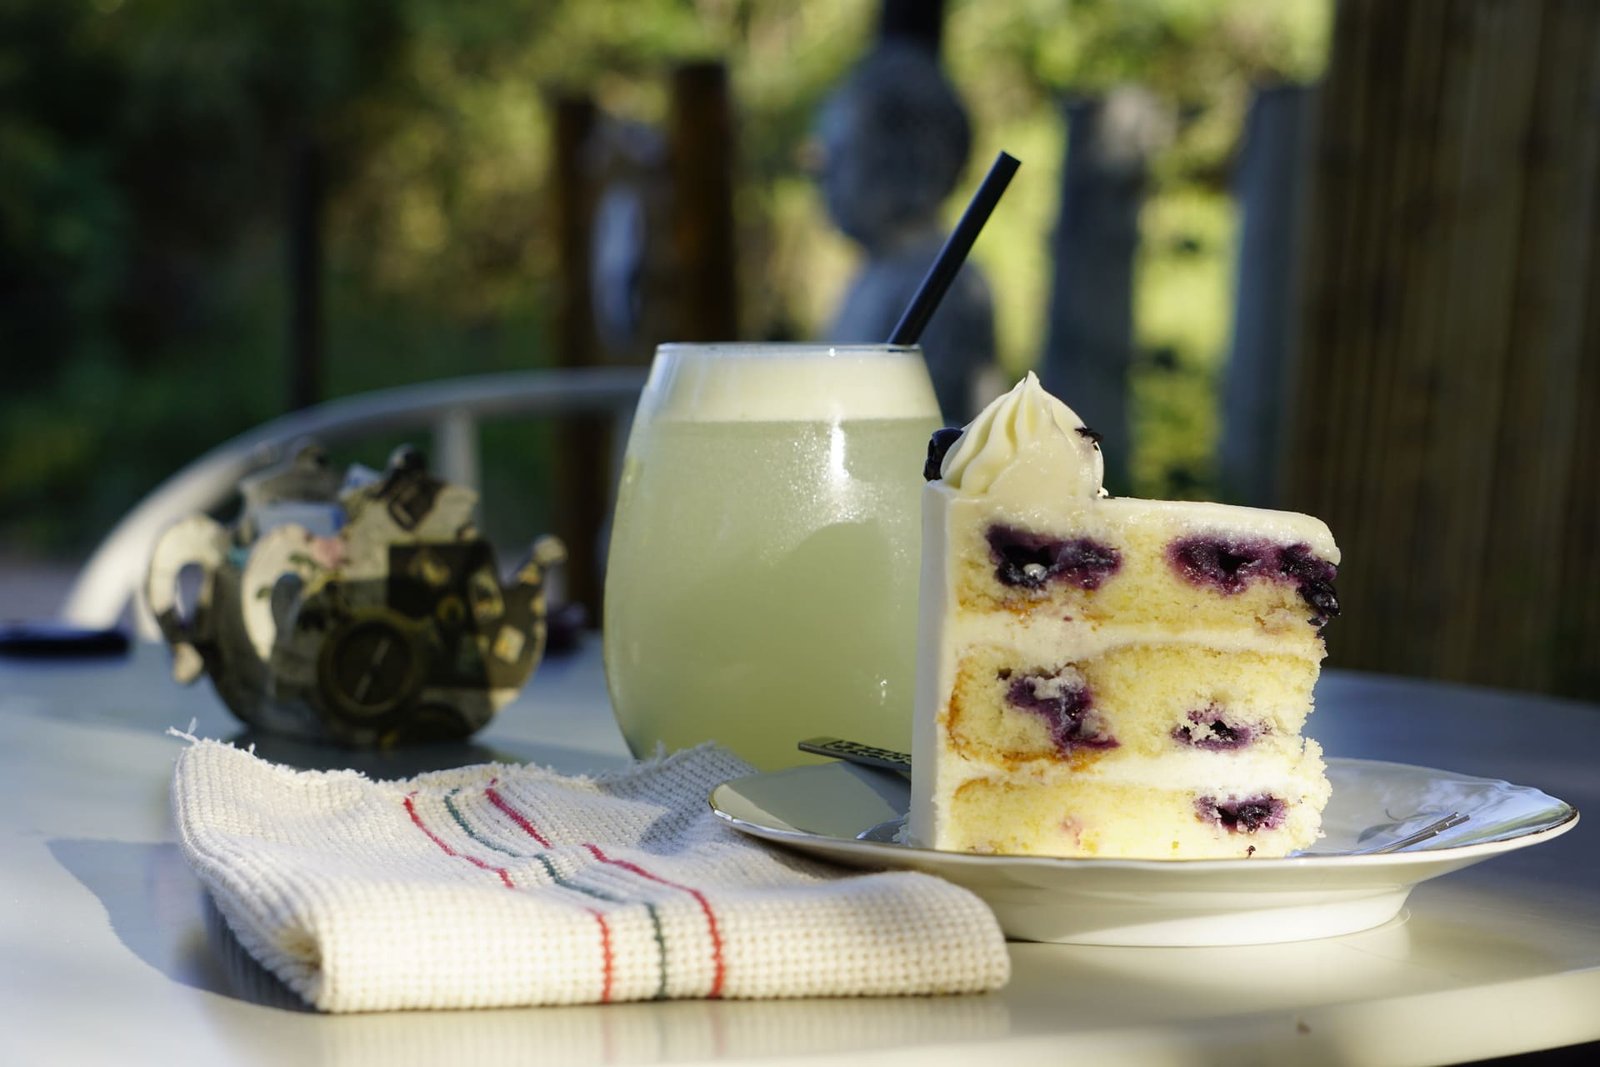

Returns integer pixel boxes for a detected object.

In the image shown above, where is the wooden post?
[1539,0,1600,698]
[287,135,323,412]
[1285,0,1600,699]
[550,96,609,620]
[667,61,738,341]
[1041,92,1159,494]
[1220,84,1316,508]
[1555,176,1600,696]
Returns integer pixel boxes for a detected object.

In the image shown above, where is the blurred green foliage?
[0,0,1328,560]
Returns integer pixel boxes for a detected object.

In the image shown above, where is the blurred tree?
[0,0,1330,557]
[0,0,127,388]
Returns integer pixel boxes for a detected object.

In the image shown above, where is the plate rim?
[708,755,1580,874]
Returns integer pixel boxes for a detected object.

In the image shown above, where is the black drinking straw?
[887,150,1021,345]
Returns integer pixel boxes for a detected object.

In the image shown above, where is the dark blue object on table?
[0,620,131,659]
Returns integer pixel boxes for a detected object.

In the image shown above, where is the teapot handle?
[144,515,230,684]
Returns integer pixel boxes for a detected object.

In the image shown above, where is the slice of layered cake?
[908,373,1339,858]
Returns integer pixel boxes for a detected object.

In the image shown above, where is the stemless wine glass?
[602,343,942,770]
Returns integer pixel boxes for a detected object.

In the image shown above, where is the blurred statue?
[815,26,996,424]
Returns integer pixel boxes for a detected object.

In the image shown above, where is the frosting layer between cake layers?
[910,373,1340,859]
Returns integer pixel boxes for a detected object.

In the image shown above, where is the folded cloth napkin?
[171,739,1009,1012]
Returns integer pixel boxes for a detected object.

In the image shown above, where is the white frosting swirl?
[938,372,1105,497]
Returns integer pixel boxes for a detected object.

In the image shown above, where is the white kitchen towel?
[171,739,1009,1012]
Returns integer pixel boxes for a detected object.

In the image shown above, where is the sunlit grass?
[1131,186,1236,498]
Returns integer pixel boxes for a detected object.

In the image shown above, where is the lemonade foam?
[649,344,939,423]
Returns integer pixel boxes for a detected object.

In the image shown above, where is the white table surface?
[2,639,1597,1066]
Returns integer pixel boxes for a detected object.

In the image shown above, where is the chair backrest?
[63,366,647,639]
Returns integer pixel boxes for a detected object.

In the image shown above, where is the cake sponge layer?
[942,765,1330,859]
[944,643,1320,769]
[953,499,1338,639]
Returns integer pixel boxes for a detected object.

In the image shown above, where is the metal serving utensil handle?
[1356,812,1470,854]
[798,737,912,776]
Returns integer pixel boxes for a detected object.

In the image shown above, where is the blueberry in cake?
[908,373,1339,858]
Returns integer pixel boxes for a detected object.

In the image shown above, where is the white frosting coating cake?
[909,374,1339,859]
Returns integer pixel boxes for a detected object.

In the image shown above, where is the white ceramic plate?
[709,757,1578,947]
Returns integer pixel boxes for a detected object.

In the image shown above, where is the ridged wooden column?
[1285,0,1600,698]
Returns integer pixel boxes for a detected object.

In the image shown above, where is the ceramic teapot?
[146,443,564,746]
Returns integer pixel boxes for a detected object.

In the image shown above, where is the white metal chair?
[62,366,648,639]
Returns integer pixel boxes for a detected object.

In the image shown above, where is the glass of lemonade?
[602,343,942,770]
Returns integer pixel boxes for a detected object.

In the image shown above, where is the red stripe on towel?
[414,790,613,999]
[482,785,614,1001]
[584,844,727,999]
[484,785,553,847]
[592,910,615,1003]
[403,794,514,889]
[482,786,726,998]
